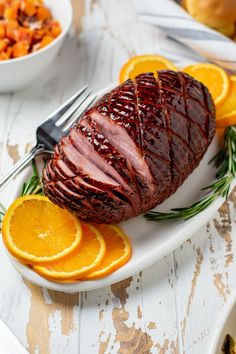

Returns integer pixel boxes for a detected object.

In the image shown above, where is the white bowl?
[209,290,236,354]
[0,0,72,93]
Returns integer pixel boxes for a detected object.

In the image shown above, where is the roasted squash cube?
[0,23,5,39]
[4,7,17,20]
[37,7,51,21]
[12,40,29,57]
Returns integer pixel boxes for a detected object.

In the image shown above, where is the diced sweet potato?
[6,19,19,41]
[49,23,61,38]
[23,2,36,17]
[0,23,5,38]
[39,34,53,48]
[6,46,13,57]
[12,40,29,57]
[11,0,20,10]
[1,46,13,60]
[6,19,19,31]
[0,39,7,51]
[18,27,33,43]
[36,7,51,21]
[0,0,61,61]
[34,28,46,38]
[4,7,17,20]
[0,3,5,18]
[29,0,43,6]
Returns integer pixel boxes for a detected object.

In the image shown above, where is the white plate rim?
[5,83,236,293]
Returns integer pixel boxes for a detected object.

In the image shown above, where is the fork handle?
[0,144,45,192]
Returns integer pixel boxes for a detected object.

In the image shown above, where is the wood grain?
[25,281,80,353]
[0,1,236,353]
[71,0,85,34]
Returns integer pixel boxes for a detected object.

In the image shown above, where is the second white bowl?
[0,0,72,93]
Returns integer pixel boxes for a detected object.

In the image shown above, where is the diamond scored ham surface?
[43,71,216,223]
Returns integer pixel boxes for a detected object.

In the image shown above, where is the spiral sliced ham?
[43,71,216,223]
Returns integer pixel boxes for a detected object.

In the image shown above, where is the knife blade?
[0,318,28,354]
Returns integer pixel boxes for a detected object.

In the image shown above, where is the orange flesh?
[217,77,236,117]
[94,225,130,270]
[9,199,78,257]
[127,60,175,80]
[38,223,104,273]
[119,55,177,83]
[2,195,81,264]
[81,224,132,279]
[215,76,236,128]
[183,63,230,108]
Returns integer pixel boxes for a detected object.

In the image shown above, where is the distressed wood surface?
[0,1,235,353]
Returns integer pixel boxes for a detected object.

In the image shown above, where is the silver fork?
[0,86,97,192]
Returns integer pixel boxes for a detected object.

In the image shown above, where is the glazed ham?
[43,71,216,223]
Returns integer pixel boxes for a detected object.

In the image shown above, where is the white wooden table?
[0,1,236,353]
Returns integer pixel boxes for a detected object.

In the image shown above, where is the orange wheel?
[81,224,132,280]
[2,195,82,265]
[119,54,177,83]
[183,63,230,108]
[33,223,106,281]
[216,76,236,128]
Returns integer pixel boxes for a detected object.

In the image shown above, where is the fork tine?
[55,89,92,127]
[63,93,97,132]
[46,86,88,123]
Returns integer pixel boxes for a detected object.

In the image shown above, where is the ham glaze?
[43,71,216,223]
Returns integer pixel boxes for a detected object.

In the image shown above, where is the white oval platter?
[5,84,236,293]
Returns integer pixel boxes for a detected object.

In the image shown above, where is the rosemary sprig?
[20,159,43,197]
[145,126,236,222]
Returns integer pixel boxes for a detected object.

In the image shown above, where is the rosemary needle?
[145,126,236,222]
[20,159,44,197]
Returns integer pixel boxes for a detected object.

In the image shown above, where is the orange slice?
[81,224,132,280]
[183,63,230,108]
[216,76,236,128]
[2,195,82,265]
[119,54,177,83]
[33,223,106,281]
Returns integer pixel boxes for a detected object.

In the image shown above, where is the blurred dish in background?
[209,289,236,354]
[222,334,236,354]
[0,0,72,92]
[182,0,236,39]
[0,0,62,61]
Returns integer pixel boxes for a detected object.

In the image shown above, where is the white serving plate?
[209,289,236,354]
[5,84,236,293]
